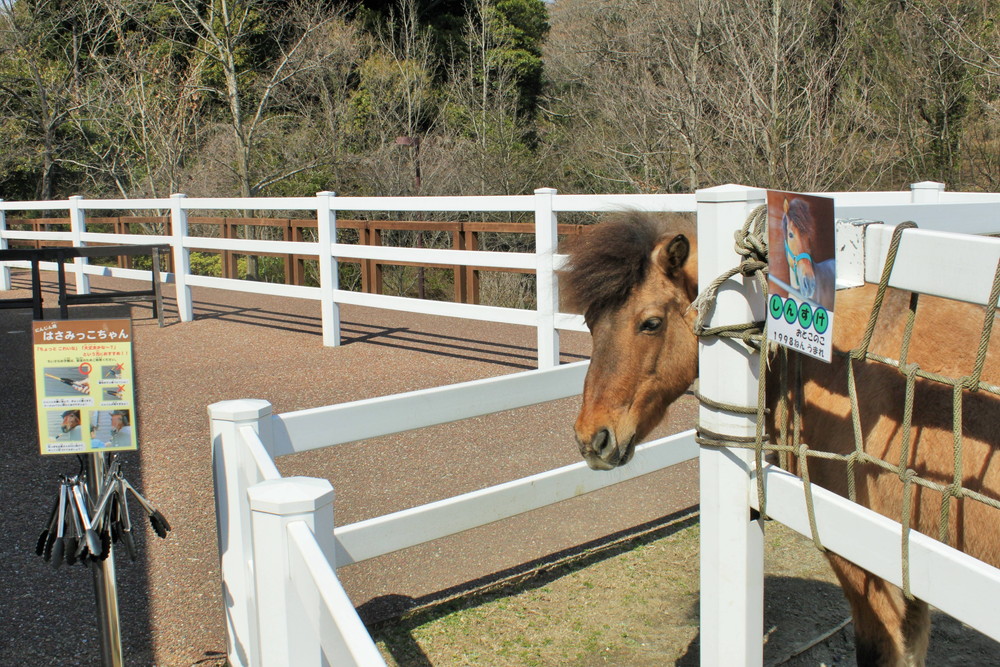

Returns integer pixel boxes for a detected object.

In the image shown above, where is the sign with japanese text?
[766,190,836,363]
[33,319,138,455]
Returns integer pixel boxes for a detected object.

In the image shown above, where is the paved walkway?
[0,273,698,666]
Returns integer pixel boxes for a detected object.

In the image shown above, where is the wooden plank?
[839,201,1000,235]
[369,220,462,232]
[864,225,1000,306]
[287,525,387,665]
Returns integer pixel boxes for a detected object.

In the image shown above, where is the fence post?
[316,191,341,347]
[911,181,945,203]
[248,477,336,666]
[209,398,275,667]
[696,184,767,667]
[0,200,9,291]
[170,193,194,321]
[69,195,91,294]
[534,187,560,368]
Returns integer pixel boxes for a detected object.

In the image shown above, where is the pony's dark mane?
[784,197,814,236]
[559,211,694,323]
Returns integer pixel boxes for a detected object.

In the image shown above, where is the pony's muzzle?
[578,427,635,470]
[801,273,816,298]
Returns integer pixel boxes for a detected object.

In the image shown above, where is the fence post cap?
[696,184,766,203]
[208,399,272,421]
[533,187,557,195]
[248,477,334,514]
[316,191,337,197]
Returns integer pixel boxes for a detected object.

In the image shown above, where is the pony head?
[560,212,698,470]
[783,197,819,298]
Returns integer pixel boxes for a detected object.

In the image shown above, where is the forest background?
[1,0,999,292]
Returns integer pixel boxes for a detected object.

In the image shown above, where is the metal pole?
[86,453,124,667]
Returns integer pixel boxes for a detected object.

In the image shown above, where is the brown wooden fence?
[5,217,586,304]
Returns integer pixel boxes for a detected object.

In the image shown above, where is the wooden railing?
[4,216,586,304]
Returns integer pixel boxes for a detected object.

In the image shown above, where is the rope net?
[693,206,1000,598]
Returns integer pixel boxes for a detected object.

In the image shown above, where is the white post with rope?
[696,184,767,667]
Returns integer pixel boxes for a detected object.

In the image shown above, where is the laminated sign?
[33,319,138,455]
[766,191,836,362]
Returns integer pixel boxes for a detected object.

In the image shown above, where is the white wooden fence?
[0,190,696,367]
[8,183,1000,664]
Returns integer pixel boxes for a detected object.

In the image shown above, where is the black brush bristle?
[36,531,48,556]
[150,512,171,538]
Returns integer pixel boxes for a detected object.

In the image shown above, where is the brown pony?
[560,211,1000,667]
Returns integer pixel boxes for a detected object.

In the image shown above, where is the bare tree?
[153,0,350,198]
[440,0,546,196]
[0,0,101,199]
[67,3,206,199]
[544,0,912,192]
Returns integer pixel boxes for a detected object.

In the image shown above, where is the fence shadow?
[366,508,699,663]
[6,273,589,370]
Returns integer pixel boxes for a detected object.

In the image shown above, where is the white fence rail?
[696,184,1000,666]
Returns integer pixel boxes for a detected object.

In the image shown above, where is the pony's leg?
[826,553,931,667]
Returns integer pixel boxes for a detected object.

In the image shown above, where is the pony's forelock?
[559,211,693,323]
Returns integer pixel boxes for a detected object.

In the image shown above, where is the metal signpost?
[30,315,171,665]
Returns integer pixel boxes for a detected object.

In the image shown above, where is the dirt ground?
[371,519,1000,666]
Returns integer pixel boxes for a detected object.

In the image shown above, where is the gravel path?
[0,273,698,666]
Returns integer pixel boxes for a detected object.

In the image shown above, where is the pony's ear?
[652,233,698,301]
[653,234,690,277]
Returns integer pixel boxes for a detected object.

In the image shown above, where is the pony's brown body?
[561,212,1000,667]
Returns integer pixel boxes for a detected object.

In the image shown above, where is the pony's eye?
[639,317,663,333]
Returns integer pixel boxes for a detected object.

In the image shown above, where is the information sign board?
[33,319,138,455]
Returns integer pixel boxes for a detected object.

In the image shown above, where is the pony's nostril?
[592,428,614,458]
[802,275,815,297]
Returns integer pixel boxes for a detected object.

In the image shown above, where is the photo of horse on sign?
[767,192,836,306]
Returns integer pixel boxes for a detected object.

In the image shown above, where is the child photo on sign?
[767,193,836,311]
